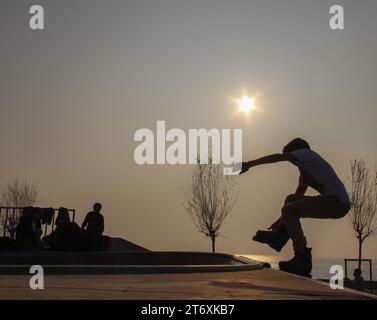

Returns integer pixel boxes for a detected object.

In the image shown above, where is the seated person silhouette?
[352,268,365,291]
[240,138,350,275]
[47,207,88,252]
[81,202,105,251]
[31,207,43,243]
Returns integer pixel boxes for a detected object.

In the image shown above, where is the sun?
[237,95,255,115]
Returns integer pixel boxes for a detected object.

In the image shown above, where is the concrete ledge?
[0,251,264,274]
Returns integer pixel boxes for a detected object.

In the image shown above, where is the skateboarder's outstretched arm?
[240,153,297,174]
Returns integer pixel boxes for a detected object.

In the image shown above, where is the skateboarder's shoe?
[252,224,289,252]
[279,247,312,275]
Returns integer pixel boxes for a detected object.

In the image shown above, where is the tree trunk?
[211,237,216,253]
[358,238,363,269]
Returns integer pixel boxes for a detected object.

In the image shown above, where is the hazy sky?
[1,0,377,258]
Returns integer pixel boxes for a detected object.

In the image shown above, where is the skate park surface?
[0,247,374,300]
[0,267,374,300]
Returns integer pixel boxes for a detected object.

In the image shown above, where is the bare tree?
[182,161,237,253]
[0,179,39,238]
[348,160,377,268]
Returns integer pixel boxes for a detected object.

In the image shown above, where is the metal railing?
[0,206,76,238]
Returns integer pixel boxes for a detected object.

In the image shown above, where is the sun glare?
[237,95,255,115]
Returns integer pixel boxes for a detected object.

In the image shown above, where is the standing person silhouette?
[239,138,350,275]
[81,202,105,250]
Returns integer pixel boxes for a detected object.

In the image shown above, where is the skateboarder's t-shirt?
[290,149,350,205]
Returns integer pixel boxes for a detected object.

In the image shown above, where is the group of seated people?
[11,202,109,252]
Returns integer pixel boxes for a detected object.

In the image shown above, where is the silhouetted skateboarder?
[239,138,350,275]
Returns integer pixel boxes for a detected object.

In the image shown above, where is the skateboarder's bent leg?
[251,194,298,252]
[284,194,302,205]
[281,195,350,252]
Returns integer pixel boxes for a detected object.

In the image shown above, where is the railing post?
[51,210,56,233]
[3,208,9,237]
[1,208,5,237]
[369,260,373,294]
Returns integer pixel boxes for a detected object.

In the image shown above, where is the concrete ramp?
[0,251,262,274]
[110,237,149,252]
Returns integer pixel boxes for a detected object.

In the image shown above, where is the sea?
[239,255,377,281]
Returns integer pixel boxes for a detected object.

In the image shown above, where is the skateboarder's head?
[283,138,310,153]
[93,202,102,213]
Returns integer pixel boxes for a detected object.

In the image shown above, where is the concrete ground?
[0,269,373,300]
